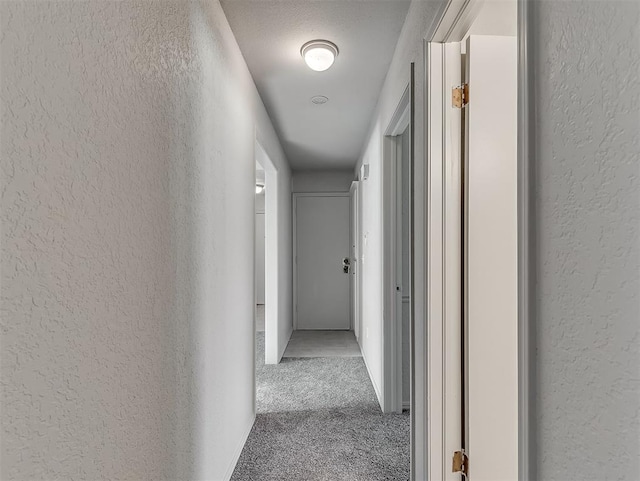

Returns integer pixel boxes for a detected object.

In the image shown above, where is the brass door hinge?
[452,450,469,476]
[452,84,469,108]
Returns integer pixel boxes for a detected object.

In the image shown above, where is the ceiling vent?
[311,95,329,105]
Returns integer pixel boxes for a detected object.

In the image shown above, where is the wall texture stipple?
[2,3,182,478]
[1,1,290,479]
[533,1,640,479]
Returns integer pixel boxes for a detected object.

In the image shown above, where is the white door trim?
[292,192,351,331]
[424,0,532,479]
[424,40,448,481]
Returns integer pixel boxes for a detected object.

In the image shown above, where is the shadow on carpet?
[230,332,410,481]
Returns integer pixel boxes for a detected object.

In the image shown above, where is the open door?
[350,181,359,338]
[464,34,518,480]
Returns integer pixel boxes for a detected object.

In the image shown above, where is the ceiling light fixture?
[255,183,265,194]
[301,40,339,72]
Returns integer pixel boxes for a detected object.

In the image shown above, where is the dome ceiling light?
[301,40,339,72]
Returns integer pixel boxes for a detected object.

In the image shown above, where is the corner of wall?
[221,413,256,481]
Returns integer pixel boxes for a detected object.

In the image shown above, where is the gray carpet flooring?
[231,332,410,481]
[283,330,361,358]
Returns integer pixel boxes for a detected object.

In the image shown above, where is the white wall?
[531,1,639,479]
[292,170,354,193]
[0,1,290,479]
[354,0,447,473]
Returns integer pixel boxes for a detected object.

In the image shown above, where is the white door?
[295,194,351,330]
[465,34,518,480]
[349,182,359,337]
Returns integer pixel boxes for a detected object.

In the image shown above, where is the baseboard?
[361,348,383,409]
[223,414,255,480]
[276,326,293,363]
[402,401,411,410]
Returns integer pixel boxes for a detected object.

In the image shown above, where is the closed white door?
[465,34,518,480]
[295,194,351,330]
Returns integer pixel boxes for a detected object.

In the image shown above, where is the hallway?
[2,0,637,479]
[231,330,410,480]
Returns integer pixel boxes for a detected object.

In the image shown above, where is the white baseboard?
[403,401,411,410]
[361,348,383,409]
[223,415,255,481]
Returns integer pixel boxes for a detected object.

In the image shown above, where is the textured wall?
[532,1,640,479]
[0,1,289,479]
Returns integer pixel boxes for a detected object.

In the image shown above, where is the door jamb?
[424,0,532,479]
[424,39,453,481]
[292,192,351,331]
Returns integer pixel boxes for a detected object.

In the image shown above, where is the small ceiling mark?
[311,95,329,105]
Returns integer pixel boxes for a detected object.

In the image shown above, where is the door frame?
[255,140,286,365]
[382,84,411,415]
[292,192,352,331]
[424,0,533,479]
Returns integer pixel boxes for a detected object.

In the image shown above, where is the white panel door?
[465,35,518,480]
[295,194,351,330]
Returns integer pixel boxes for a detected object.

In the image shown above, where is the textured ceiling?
[220,0,411,171]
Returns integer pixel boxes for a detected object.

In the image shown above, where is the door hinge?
[452,84,469,108]
[452,450,469,476]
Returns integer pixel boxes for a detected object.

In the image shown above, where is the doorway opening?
[254,161,266,336]
[254,141,285,366]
